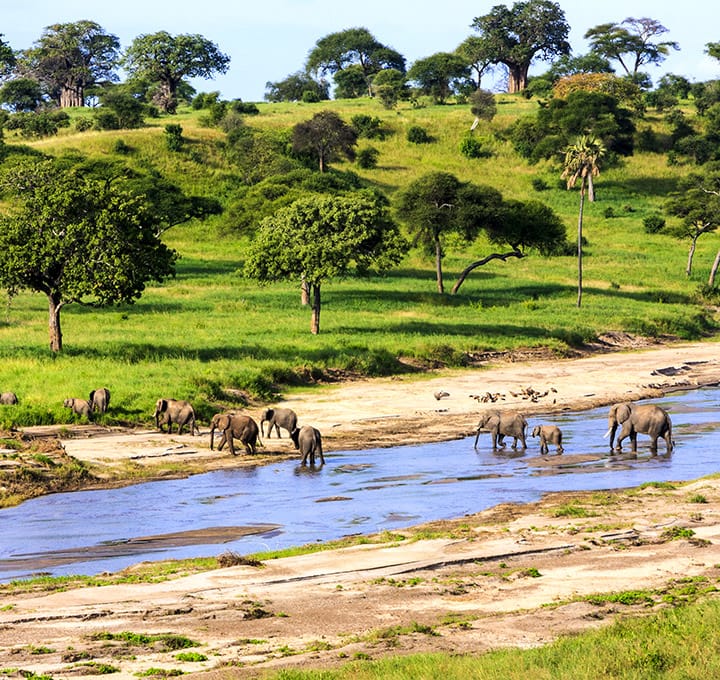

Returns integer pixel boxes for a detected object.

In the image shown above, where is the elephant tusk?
[603,428,613,439]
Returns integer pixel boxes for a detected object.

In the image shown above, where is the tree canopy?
[584,17,679,82]
[20,20,120,107]
[264,71,329,102]
[122,31,230,113]
[244,192,408,334]
[470,0,570,93]
[306,27,405,98]
[407,52,471,104]
[0,159,195,352]
[292,110,358,172]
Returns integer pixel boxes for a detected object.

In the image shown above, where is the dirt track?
[2,338,720,678]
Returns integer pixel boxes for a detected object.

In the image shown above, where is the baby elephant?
[64,398,93,421]
[0,392,18,405]
[89,387,111,413]
[531,424,564,455]
[290,425,325,466]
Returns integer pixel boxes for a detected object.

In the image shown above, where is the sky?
[1,0,718,102]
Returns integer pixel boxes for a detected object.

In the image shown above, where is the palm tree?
[561,135,606,307]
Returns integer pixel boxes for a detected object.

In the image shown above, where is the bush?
[164,124,184,152]
[74,117,94,132]
[531,178,549,191]
[644,214,666,233]
[356,146,380,169]
[351,114,386,139]
[406,125,431,144]
[459,135,491,159]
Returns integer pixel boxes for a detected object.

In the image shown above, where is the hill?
[0,95,716,428]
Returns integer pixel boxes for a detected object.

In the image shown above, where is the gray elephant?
[604,402,673,455]
[89,387,111,413]
[154,398,199,435]
[531,424,564,455]
[260,407,298,438]
[64,397,93,421]
[210,413,260,455]
[474,410,527,450]
[290,425,324,466]
[0,392,18,405]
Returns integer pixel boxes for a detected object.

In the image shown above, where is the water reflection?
[1,388,720,581]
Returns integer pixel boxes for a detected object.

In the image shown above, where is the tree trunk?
[687,236,698,276]
[451,250,524,294]
[48,294,63,352]
[435,238,444,294]
[506,63,529,93]
[300,276,310,305]
[577,186,586,308]
[60,84,84,108]
[709,248,720,288]
[310,283,321,335]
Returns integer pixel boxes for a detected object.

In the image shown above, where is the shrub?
[643,214,666,233]
[407,125,431,144]
[164,124,183,152]
[351,114,386,139]
[531,178,549,191]
[459,135,491,159]
[356,146,380,169]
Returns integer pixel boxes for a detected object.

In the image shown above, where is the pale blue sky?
[2,0,717,101]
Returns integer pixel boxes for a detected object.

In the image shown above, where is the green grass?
[0,96,717,428]
[262,597,720,679]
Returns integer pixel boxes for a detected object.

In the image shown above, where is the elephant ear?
[615,403,632,423]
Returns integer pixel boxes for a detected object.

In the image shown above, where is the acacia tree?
[0,159,180,352]
[20,21,119,107]
[561,135,606,308]
[306,27,405,98]
[665,171,720,282]
[292,111,357,173]
[407,52,471,104]
[395,172,503,294]
[122,32,230,113]
[585,18,679,80]
[0,34,16,80]
[470,0,570,93]
[244,192,408,334]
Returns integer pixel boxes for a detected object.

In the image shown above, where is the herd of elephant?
[474,401,674,456]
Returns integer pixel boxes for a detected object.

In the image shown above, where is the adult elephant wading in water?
[474,411,527,450]
[604,402,673,455]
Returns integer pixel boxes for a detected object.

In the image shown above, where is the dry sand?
[2,337,720,678]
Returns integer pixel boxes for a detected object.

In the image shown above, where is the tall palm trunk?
[576,182,586,308]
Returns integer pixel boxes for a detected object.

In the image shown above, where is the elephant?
[0,392,18,405]
[64,397,93,421]
[531,424,564,455]
[290,425,325,466]
[210,413,260,455]
[260,407,298,438]
[474,410,527,450]
[604,402,673,455]
[154,398,199,435]
[89,387,111,414]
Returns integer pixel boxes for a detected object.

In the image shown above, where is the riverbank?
[2,337,720,678]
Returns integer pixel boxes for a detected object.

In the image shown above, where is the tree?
[122,32,230,113]
[407,53,471,104]
[455,36,495,90]
[452,199,567,294]
[371,68,409,108]
[665,170,720,281]
[244,192,408,334]
[584,18,679,81]
[0,78,43,112]
[292,111,357,173]
[306,27,405,98]
[395,172,503,293]
[471,0,570,93]
[0,159,183,352]
[21,21,120,108]
[561,136,606,308]
[0,34,16,80]
[264,71,329,102]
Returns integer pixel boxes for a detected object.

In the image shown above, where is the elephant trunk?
[473,429,481,448]
[210,427,216,450]
[603,422,617,447]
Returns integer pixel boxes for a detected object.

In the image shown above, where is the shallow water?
[1,387,719,582]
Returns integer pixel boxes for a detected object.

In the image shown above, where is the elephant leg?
[630,431,638,452]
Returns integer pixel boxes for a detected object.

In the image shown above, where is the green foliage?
[4,111,70,138]
[292,110,358,172]
[643,214,666,233]
[356,146,380,169]
[264,71,329,103]
[406,125,431,144]
[459,134,491,159]
[350,114,387,140]
[164,124,184,151]
[407,52,471,103]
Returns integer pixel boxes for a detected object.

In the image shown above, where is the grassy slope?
[0,96,716,427]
